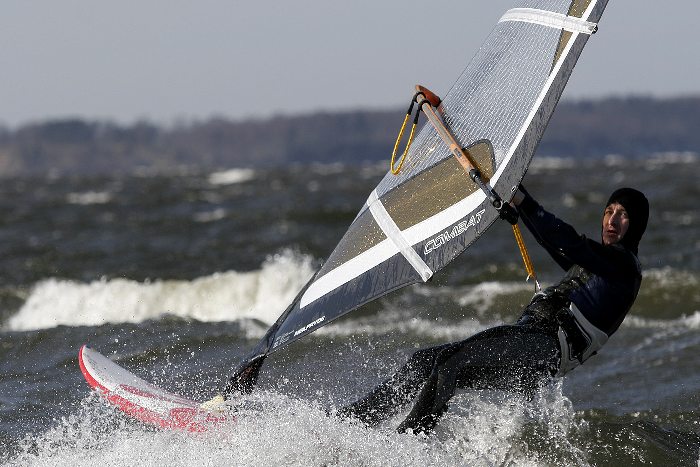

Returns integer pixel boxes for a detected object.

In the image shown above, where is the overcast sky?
[2,0,699,127]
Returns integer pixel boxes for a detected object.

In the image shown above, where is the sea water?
[1,156,699,465]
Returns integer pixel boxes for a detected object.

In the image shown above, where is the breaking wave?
[207,168,256,185]
[5,250,314,332]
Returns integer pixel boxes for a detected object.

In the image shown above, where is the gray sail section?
[266,0,609,353]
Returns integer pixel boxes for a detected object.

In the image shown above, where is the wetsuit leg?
[337,342,458,426]
[397,325,559,434]
[396,346,460,433]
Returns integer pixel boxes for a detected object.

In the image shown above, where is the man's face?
[602,202,629,245]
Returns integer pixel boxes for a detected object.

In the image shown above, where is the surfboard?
[79,345,229,432]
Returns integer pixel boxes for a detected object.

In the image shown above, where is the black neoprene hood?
[605,187,649,254]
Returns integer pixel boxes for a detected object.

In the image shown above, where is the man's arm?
[512,187,574,271]
[512,187,635,277]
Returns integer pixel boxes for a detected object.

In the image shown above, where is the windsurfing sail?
[225,0,609,395]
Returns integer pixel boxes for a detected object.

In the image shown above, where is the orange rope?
[512,223,541,291]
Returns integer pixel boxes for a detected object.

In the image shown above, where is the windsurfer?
[337,186,649,435]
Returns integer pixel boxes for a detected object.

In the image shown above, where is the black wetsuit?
[338,190,643,434]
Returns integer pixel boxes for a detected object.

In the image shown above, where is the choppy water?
[1,153,699,466]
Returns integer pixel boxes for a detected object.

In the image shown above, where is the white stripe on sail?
[299,239,393,308]
[499,8,597,35]
[299,191,484,308]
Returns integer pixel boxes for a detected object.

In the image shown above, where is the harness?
[555,303,609,376]
[517,267,611,376]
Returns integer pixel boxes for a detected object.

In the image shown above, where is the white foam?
[645,151,698,170]
[360,162,387,180]
[192,208,227,223]
[309,162,345,175]
[207,168,256,185]
[8,385,580,467]
[561,192,577,208]
[644,267,699,288]
[624,311,700,331]
[6,250,314,332]
[529,156,576,171]
[603,154,628,167]
[316,307,491,342]
[456,281,534,315]
[66,191,112,205]
[309,281,532,341]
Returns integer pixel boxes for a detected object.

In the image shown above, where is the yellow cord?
[512,223,541,291]
[390,114,417,175]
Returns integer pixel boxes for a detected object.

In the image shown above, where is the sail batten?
[367,189,433,283]
[499,8,597,34]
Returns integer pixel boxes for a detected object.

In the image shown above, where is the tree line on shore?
[1,95,698,177]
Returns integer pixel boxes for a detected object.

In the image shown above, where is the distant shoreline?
[2,95,699,177]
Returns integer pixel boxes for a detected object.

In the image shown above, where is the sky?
[2,0,699,128]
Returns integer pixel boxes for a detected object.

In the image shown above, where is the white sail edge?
[497,0,599,180]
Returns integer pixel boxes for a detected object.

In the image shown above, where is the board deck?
[79,345,230,432]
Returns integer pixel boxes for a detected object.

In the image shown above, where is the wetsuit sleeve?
[516,188,636,277]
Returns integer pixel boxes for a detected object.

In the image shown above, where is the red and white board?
[79,345,230,432]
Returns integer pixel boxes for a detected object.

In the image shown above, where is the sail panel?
[318,209,387,277]
[383,139,495,231]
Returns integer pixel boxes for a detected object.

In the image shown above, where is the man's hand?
[497,201,519,225]
[511,188,526,206]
